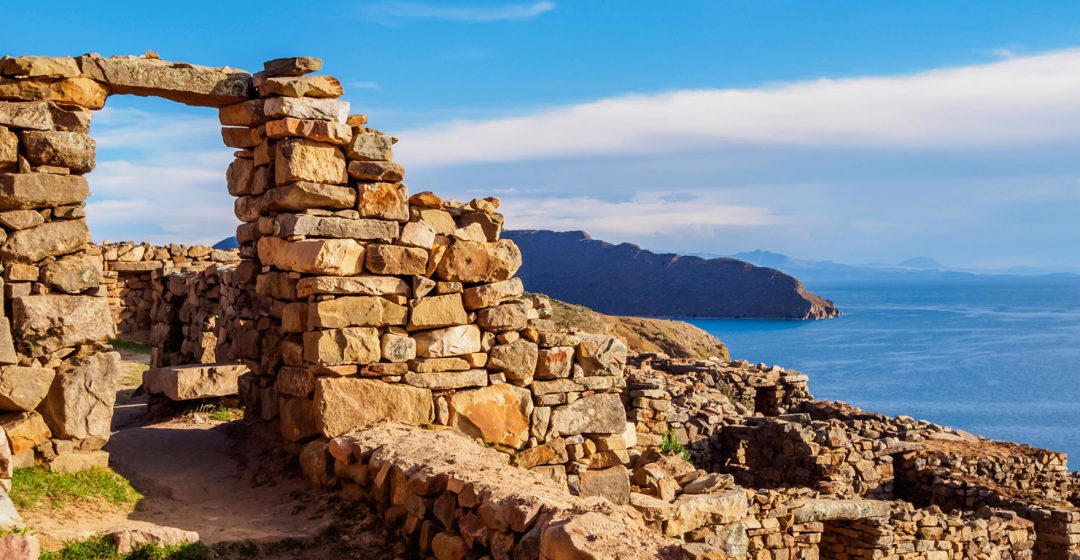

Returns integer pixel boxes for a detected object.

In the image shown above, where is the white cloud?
[357,1,555,24]
[397,48,1080,166]
[348,80,382,90]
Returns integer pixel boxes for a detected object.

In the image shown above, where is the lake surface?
[687,278,1080,466]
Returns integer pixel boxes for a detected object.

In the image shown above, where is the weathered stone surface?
[220,126,259,148]
[0,127,14,171]
[578,466,631,505]
[357,182,408,221]
[403,369,487,390]
[0,320,16,365]
[462,278,523,310]
[408,293,468,331]
[42,253,102,293]
[414,208,456,234]
[20,130,95,173]
[0,210,43,230]
[348,160,404,182]
[459,211,503,242]
[2,219,90,262]
[258,75,343,98]
[143,363,246,401]
[225,157,253,196]
[0,173,88,210]
[308,296,407,328]
[273,213,397,242]
[263,57,322,78]
[257,236,364,275]
[0,411,50,454]
[665,489,748,537]
[279,397,319,441]
[12,294,114,349]
[549,394,625,436]
[791,498,891,523]
[303,327,381,365]
[408,357,472,373]
[39,352,118,448]
[346,131,393,161]
[436,240,522,283]
[264,97,349,123]
[218,99,266,126]
[0,533,38,560]
[366,244,427,275]
[48,450,108,473]
[381,332,416,363]
[0,77,108,109]
[476,302,528,333]
[0,366,55,411]
[488,339,538,383]
[576,334,628,375]
[314,377,432,437]
[1,56,81,78]
[79,53,253,107]
[448,383,531,449]
[105,526,200,555]
[259,181,356,211]
[399,221,436,249]
[536,347,574,379]
[296,275,410,298]
[275,138,346,186]
[265,117,351,145]
[0,101,91,132]
[413,325,482,358]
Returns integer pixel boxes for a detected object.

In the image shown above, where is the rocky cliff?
[504,230,840,319]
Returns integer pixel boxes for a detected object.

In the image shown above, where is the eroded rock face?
[0,173,88,210]
[0,366,55,411]
[78,53,254,107]
[313,377,432,437]
[42,253,102,293]
[12,294,114,351]
[550,393,626,436]
[257,236,364,275]
[20,130,95,173]
[435,240,522,283]
[39,351,119,449]
[1,219,90,262]
[413,325,482,358]
[0,411,50,454]
[448,383,532,449]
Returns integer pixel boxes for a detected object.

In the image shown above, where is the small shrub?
[11,467,142,511]
[660,429,693,463]
[189,402,244,422]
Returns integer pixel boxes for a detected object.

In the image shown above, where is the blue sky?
[7,1,1080,269]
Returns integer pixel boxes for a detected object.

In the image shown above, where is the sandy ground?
[23,348,404,558]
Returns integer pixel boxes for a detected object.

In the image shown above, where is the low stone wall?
[299,422,683,559]
[101,241,239,342]
[148,263,237,368]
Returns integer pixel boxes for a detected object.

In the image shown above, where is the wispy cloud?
[357,1,555,24]
[397,48,1080,166]
[348,80,382,91]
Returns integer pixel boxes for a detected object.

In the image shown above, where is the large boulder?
[39,352,119,449]
[142,363,247,401]
[12,294,114,351]
[313,378,432,437]
[549,393,626,436]
[448,384,532,449]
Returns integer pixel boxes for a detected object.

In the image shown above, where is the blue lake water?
[687,278,1080,467]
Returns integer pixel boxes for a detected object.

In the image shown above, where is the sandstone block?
[265,117,352,145]
[105,526,200,555]
[142,363,246,401]
[303,327,381,365]
[448,383,531,449]
[357,182,408,221]
[1,56,81,78]
[462,278,524,310]
[346,132,393,161]
[408,357,471,373]
[665,489,748,537]
[0,366,55,411]
[275,138,346,186]
[488,339,538,383]
[0,77,108,109]
[0,210,43,230]
[273,213,398,242]
[39,352,118,448]
[414,208,456,234]
[257,236,364,275]
[48,450,109,473]
[413,325,482,358]
[258,76,343,98]
[0,320,16,365]
[20,130,95,173]
[218,99,266,126]
[476,302,528,333]
[435,240,522,283]
[79,53,253,107]
[399,221,436,249]
[279,396,319,441]
[403,369,488,390]
[274,367,315,398]
[408,293,468,331]
[576,334,628,375]
[578,466,631,505]
[308,296,407,328]
[12,294,113,349]
[381,332,416,363]
[42,253,103,293]
[536,347,574,379]
[0,411,50,454]
[348,160,404,182]
[0,101,92,132]
[0,173,88,210]
[459,211,503,242]
[549,394,625,436]
[295,275,410,298]
[314,377,432,437]
[0,127,14,171]
[260,181,356,211]
[264,97,349,123]
[366,244,427,275]
[263,57,322,77]
[226,157,253,196]
[220,127,259,148]
[2,219,90,262]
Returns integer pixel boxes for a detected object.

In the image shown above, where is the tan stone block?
[275,138,346,186]
[264,97,349,122]
[459,211,504,242]
[346,131,393,161]
[447,384,531,449]
[357,182,408,221]
[6,263,37,281]
[399,221,436,249]
[461,278,524,310]
[536,347,574,379]
[295,275,410,298]
[407,357,471,373]
[265,117,352,144]
[578,467,631,505]
[220,127,260,148]
[435,240,521,283]
[20,131,95,173]
[348,160,404,182]
[79,53,252,107]
[2,219,90,262]
[407,293,468,331]
[219,99,266,127]
[39,351,118,448]
[0,366,55,411]
[259,181,356,211]
[549,394,625,436]
[366,244,427,275]
[263,57,322,77]
[314,377,432,437]
[0,209,43,230]
[1,56,81,78]
[381,332,416,363]
[0,101,92,132]
[414,208,456,234]
[272,213,397,242]
[0,77,108,109]
[489,339,538,383]
[258,75,344,98]
[403,369,488,391]
[303,327,381,365]
[257,236,364,275]
[0,411,50,454]
[413,325,482,358]
[308,296,407,329]
[0,173,88,210]
[279,396,319,442]
[0,126,15,171]
[476,302,528,333]
[226,157,253,196]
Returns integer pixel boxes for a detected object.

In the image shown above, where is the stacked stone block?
[149,264,235,368]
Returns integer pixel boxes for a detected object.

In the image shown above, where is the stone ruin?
[0,52,1076,560]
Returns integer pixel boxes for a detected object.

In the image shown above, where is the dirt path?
[24,349,392,556]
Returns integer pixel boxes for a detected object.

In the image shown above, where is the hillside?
[505,230,839,319]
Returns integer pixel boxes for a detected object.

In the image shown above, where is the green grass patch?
[11,467,142,511]
[40,535,210,560]
[108,339,153,355]
[187,402,244,423]
[660,429,693,463]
